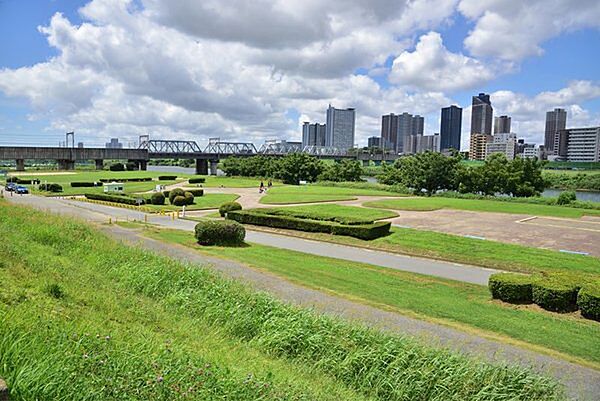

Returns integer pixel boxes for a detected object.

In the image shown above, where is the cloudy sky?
[0,0,599,150]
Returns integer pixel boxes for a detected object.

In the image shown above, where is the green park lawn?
[144,227,600,368]
[260,185,404,204]
[364,197,600,218]
[199,176,282,188]
[143,193,239,212]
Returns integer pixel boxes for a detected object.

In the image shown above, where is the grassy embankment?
[260,185,406,204]
[365,197,600,218]
[0,201,565,400]
[142,226,600,368]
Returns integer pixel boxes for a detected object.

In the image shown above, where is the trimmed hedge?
[85,193,144,205]
[195,220,245,246]
[184,191,195,205]
[219,201,242,217]
[188,177,206,184]
[168,188,185,204]
[150,192,165,205]
[99,177,152,182]
[532,274,581,313]
[488,273,533,304]
[578,284,600,321]
[70,182,100,187]
[227,210,391,240]
[187,189,204,197]
[109,163,125,171]
[39,183,62,192]
[172,196,187,206]
[158,175,177,181]
[262,208,374,225]
[6,177,40,185]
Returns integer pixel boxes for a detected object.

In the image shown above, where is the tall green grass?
[0,200,565,400]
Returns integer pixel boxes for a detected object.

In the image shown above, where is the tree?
[477,153,510,195]
[318,160,364,182]
[276,153,324,185]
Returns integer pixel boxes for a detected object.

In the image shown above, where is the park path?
[3,190,600,400]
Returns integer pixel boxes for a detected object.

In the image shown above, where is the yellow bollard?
[144,214,148,223]
[109,217,112,225]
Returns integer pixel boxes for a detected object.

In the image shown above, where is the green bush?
[187,189,204,197]
[556,190,576,205]
[6,176,19,183]
[168,188,185,204]
[262,207,374,225]
[488,273,533,303]
[39,183,62,192]
[158,175,177,181]
[100,177,152,182]
[125,161,138,171]
[85,193,143,205]
[109,163,125,171]
[532,274,581,313]
[172,195,187,206]
[219,201,242,217]
[227,210,391,240]
[70,182,99,187]
[184,191,195,205]
[150,192,165,205]
[577,284,600,321]
[194,220,245,246]
[189,177,206,184]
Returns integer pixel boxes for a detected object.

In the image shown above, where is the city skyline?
[0,1,599,150]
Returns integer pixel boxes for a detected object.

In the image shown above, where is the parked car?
[15,185,29,194]
[5,183,16,191]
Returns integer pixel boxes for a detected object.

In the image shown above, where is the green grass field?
[199,176,281,188]
[364,197,600,218]
[258,204,398,222]
[260,185,403,204]
[143,193,239,211]
[144,227,600,367]
[0,201,564,400]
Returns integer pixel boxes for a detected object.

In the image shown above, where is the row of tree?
[379,152,546,197]
[221,154,364,184]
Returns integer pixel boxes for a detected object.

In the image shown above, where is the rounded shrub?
[168,188,185,204]
[172,195,187,206]
[557,190,576,205]
[150,192,165,205]
[532,273,580,313]
[194,220,245,246]
[39,183,62,192]
[488,273,533,304]
[219,201,242,217]
[577,284,600,321]
[158,175,177,181]
[184,191,195,205]
[109,163,125,171]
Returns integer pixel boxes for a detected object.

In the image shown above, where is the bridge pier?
[209,160,219,176]
[195,159,208,175]
[95,159,104,170]
[58,159,75,170]
[15,159,25,171]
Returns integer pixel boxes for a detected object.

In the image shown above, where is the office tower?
[368,136,381,148]
[302,122,326,148]
[554,127,600,162]
[486,133,517,160]
[494,115,511,134]
[469,133,491,160]
[440,105,462,152]
[470,93,493,135]
[545,108,567,153]
[326,105,355,150]
[381,113,399,151]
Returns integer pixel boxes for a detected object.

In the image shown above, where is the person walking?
[259,181,264,193]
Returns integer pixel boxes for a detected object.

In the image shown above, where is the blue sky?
[0,0,599,148]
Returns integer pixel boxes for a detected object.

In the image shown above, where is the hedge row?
[39,183,62,192]
[99,177,153,182]
[158,175,177,181]
[70,182,102,187]
[261,207,374,225]
[219,201,242,217]
[195,220,245,246]
[163,189,203,198]
[188,177,206,184]
[84,193,144,205]
[7,177,40,185]
[227,210,391,240]
[488,272,599,320]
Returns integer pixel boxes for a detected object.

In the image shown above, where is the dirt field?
[388,210,600,257]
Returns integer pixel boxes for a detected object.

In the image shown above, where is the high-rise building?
[326,105,355,150]
[554,127,600,162]
[302,122,326,148]
[381,113,399,151]
[406,134,440,154]
[470,93,493,135]
[486,133,517,160]
[544,108,567,154]
[469,133,491,160]
[440,105,462,152]
[105,138,123,149]
[367,136,381,148]
[494,115,511,134]
[397,112,414,153]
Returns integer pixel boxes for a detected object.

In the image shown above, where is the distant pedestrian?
[259,181,264,193]
[268,179,272,188]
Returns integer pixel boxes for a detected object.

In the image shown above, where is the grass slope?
[365,197,600,218]
[261,185,403,205]
[146,227,600,367]
[0,201,564,400]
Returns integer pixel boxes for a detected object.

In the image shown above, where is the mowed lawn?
[260,204,398,221]
[145,227,600,367]
[260,185,404,204]
[364,197,600,218]
[199,176,282,188]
